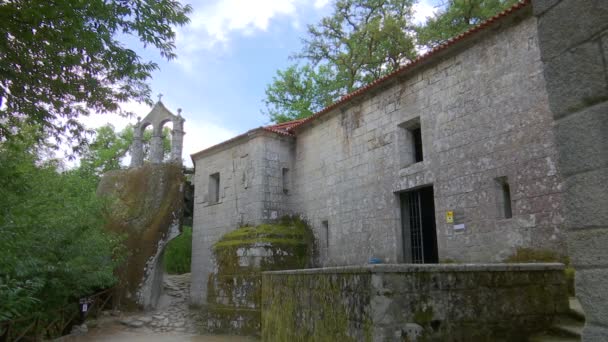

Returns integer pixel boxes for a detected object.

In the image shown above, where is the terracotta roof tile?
[191,0,531,159]
[286,0,532,132]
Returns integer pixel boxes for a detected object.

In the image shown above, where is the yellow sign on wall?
[446,211,454,224]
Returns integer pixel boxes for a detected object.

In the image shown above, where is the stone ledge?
[263,262,565,275]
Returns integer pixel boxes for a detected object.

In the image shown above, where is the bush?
[0,137,122,322]
[164,226,192,274]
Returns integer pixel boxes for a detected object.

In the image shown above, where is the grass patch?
[164,226,192,274]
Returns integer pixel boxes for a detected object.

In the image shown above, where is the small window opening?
[322,220,329,248]
[209,172,220,204]
[495,177,512,219]
[412,127,423,163]
[282,168,290,194]
[398,117,423,167]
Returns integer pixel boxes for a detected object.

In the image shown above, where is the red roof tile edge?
[286,0,532,132]
[191,0,531,160]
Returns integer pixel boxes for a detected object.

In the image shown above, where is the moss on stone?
[506,247,575,296]
[207,216,315,335]
[504,247,567,264]
[262,273,363,342]
[97,163,185,310]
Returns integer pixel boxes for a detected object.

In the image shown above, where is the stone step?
[528,298,585,342]
[549,317,583,339]
[567,297,586,322]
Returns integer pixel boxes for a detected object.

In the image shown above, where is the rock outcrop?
[97,163,184,310]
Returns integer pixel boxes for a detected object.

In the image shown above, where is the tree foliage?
[0,0,191,150]
[415,0,519,49]
[0,133,123,321]
[164,226,192,275]
[79,124,172,178]
[264,0,417,123]
[263,64,339,123]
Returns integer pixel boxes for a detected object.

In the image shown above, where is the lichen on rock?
[97,163,185,310]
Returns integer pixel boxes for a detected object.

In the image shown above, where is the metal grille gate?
[407,191,424,263]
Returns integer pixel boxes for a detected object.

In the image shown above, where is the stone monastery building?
[189,2,567,305]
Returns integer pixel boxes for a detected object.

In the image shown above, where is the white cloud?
[413,0,439,25]
[182,119,236,167]
[174,0,331,70]
[313,0,331,9]
[178,0,298,51]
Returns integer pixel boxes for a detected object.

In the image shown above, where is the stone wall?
[532,0,608,340]
[262,264,568,341]
[206,219,314,335]
[290,7,565,265]
[190,131,294,305]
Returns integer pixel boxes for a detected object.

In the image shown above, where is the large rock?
[98,163,184,310]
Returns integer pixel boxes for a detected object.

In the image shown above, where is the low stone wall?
[261,264,568,341]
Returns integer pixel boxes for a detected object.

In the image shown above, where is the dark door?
[400,186,438,264]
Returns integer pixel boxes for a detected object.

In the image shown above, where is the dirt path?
[61,273,257,342]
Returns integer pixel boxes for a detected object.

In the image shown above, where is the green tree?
[0,133,123,321]
[263,0,417,123]
[263,64,339,123]
[416,0,519,49]
[0,0,191,150]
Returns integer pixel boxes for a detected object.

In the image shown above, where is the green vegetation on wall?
[206,217,316,335]
[164,226,192,274]
[506,247,575,296]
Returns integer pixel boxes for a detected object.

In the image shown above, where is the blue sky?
[81,0,441,166]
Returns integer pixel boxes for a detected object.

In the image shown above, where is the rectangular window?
[282,168,290,194]
[398,117,423,167]
[495,177,512,219]
[412,127,423,163]
[209,172,220,204]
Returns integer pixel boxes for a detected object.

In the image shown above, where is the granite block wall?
[532,0,608,339]
[290,8,565,266]
[262,264,568,341]
[190,131,294,305]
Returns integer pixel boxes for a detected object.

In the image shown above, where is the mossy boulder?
[97,163,184,310]
[207,217,315,335]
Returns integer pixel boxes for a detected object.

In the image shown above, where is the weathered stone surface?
[574,268,608,331]
[262,264,568,341]
[190,131,294,305]
[542,39,607,118]
[563,168,608,230]
[205,219,314,335]
[532,0,560,15]
[536,0,608,59]
[533,0,608,340]
[567,228,608,269]
[97,163,184,310]
[555,102,608,177]
[191,10,568,306]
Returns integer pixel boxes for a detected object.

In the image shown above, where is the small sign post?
[78,297,94,323]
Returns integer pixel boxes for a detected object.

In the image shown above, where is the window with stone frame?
[209,172,220,204]
[495,176,513,219]
[398,117,424,168]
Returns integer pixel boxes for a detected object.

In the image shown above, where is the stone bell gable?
[130,100,185,167]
